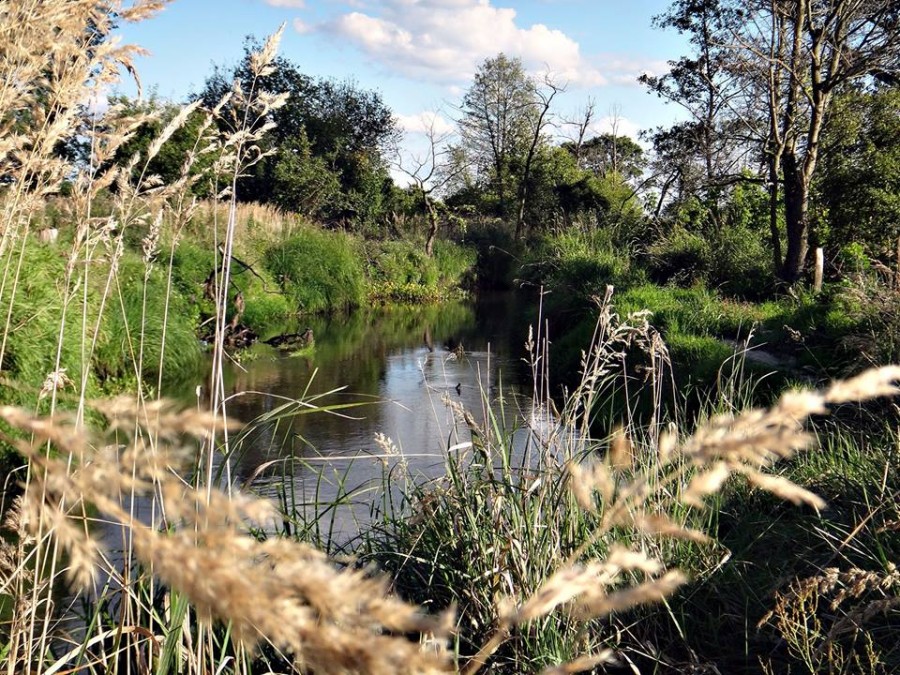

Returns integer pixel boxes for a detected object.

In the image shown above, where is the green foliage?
[458,53,538,220]
[170,240,216,309]
[817,86,900,255]
[432,239,477,287]
[521,228,643,311]
[265,227,365,313]
[706,224,772,299]
[94,254,202,386]
[0,243,98,403]
[365,239,476,302]
[647,226,711,286]
[591,171,647,244]
[110,95,215,196]
[565,133,646,180]
[368,240,439,287]
[239,289,292,336]
[269,131,342,219]
[648,216,772,299]
[198,43,397,229]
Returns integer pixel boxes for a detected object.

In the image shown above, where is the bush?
[647,227,711,287]
[365,239,476,302]
[521,228,643,311]
[265,227,365,314]
[648,223,772,299]
[367,240,439,287]
[432,239,477,289]
[707,225,773,299]
[240,288,292,335]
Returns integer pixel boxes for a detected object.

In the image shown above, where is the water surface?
[215,294,538,540]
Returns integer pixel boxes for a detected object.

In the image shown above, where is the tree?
[762,0,900,281]
[650,0,900,282]
[110,94,216,195]
[565,133,646,181]
[197,41,398,225]
[457,54,539,223]
[641,0,752,232]
[393,114,461,256]
[457,54,565,238]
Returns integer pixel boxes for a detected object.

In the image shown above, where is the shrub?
[647,227,711,287]
[240,289,292,335]
[365,239,476,302]
[707,225,773,299]
[367,240,439,287]
[521,228,643,311]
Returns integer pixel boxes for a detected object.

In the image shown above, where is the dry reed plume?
[0,399,454,673]
[7,363,899,673]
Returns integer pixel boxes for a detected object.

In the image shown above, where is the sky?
[118,0,690,156]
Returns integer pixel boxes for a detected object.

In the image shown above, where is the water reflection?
[220,295,536,542]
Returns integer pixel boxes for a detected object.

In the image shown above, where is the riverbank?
[6,209,900,673]
[514,227,900,394]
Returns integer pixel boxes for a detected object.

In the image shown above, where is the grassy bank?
[518,227,900,396]
[270,300,900,673]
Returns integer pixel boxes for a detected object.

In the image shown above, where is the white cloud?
[265,0,307,7]
[293,17,313,33]
[598,56,670,86]
[396,111,455,136]
[589,115,641,142]
[299,0,608,86]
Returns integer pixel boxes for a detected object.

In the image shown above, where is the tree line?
[111,0,900,287]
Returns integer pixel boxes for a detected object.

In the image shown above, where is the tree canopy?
[196,40,398,228]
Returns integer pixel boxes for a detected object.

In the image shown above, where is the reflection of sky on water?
[218,297,547,544]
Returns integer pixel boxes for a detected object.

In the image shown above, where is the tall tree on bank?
[761,0,900,281]
[650,0,900,282]
[457,54,559,237]
[197,42,398,226]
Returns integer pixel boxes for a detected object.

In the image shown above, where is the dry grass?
[0,399,455,673]
[1,3,899,674]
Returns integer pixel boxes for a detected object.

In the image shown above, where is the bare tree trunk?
[767,153,783,274]
[515,80,561,239]
[424,197,439,257]
[813,247,824,292]
[781,152,809,282]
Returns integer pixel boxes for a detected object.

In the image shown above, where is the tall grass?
[1,4,899,675]
[265,227,366,313]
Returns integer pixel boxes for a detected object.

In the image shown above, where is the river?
[205,292,539,543]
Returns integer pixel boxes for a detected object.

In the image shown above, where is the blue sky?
[119,0,689,146]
